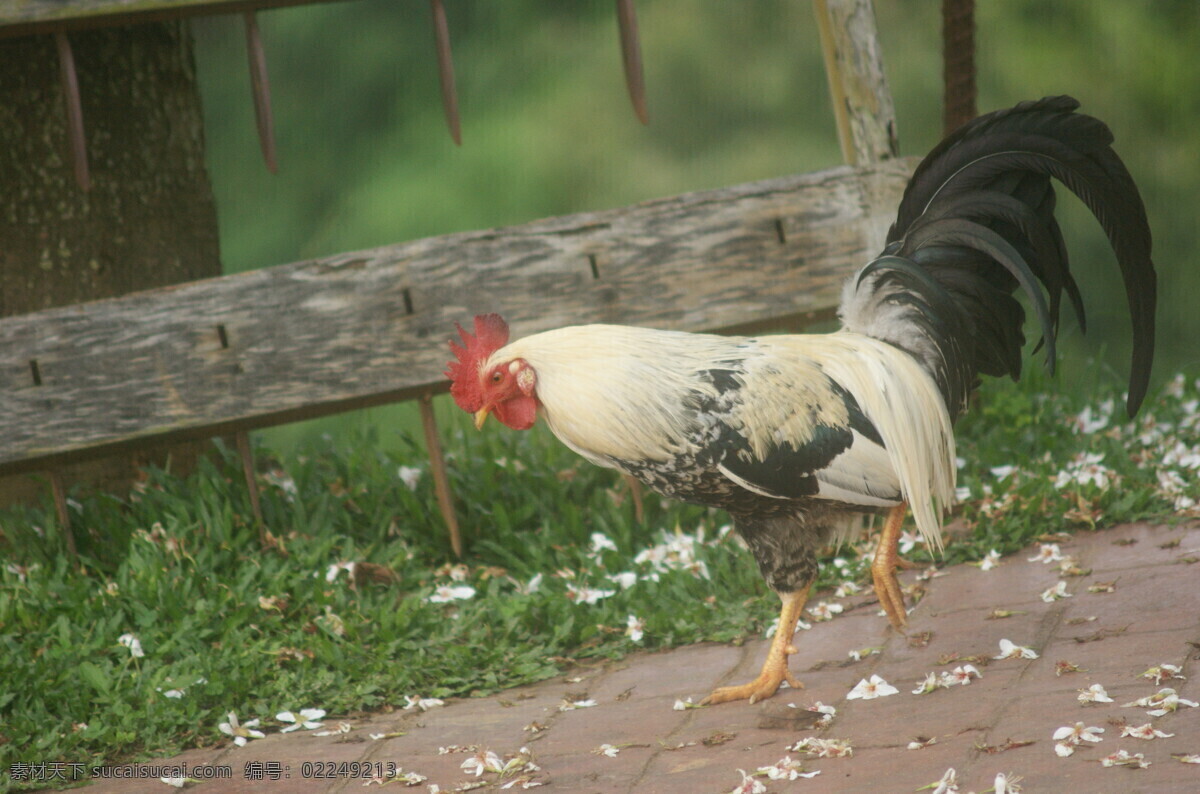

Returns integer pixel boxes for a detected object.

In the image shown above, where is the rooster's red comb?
[445,313,511,412]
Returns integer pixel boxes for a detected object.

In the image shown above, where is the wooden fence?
[0,0,907,556]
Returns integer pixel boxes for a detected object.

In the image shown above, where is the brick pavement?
[74,520,1200,793]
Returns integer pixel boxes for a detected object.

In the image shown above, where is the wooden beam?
[0,158,916,477]
[0,0,358,39]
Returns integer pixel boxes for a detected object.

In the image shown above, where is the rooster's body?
[495,325,953,567]
[446,97,1156,705]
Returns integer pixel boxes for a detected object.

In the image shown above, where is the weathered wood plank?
[0,0,354,38]
[0,158,916,475]
[813,0,898,166]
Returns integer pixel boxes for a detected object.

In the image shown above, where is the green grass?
[1,365,1197,788]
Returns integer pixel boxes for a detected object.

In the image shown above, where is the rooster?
[444,97,1156,705]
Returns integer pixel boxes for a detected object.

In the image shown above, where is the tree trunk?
[0,21,222,508]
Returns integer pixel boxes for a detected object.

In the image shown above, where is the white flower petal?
[846,674,898,700]
[564,584,616,605]
[1078,684,1114,703]
[589,532,618,553]
[397,465,423,490]
[995,639,1038,660]
[1041,581,1072,602]
[426,584,476,604]
[118,633,146,658]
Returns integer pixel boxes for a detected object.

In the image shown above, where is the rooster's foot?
[872,502,911,630]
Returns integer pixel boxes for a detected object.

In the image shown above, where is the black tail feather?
[849,96,1156,419]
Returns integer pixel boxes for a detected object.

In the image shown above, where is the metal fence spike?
[243,12,278,173]
[621,472,645,523]
[429,0,462,146]
[941,0,977,135]
[616,0,649,125]
[420,394,463,558]
[54,32,90,191]
[48,470,79,557]
[235,430,268,547]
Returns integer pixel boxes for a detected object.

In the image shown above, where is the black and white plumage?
[446,97,1157,705]
[476,325,956,587]
[844,95,1155,423]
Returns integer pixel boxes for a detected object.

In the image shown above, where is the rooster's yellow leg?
[701,585,810,705]
[872,502,911,630]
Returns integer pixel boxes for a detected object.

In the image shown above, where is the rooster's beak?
[474,406,492,430]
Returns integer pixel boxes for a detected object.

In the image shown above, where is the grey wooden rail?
[0,0,354,37]
[0,158,915,478]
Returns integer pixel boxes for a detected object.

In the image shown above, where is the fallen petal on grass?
[624,614,645,642]
[117,633,145,659]
[426,584,476,604]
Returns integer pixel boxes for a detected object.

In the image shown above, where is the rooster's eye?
[491,371,503,383]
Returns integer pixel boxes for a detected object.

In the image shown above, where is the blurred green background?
[190,0,1197,451]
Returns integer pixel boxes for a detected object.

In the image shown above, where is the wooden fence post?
[812,0,898,167]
